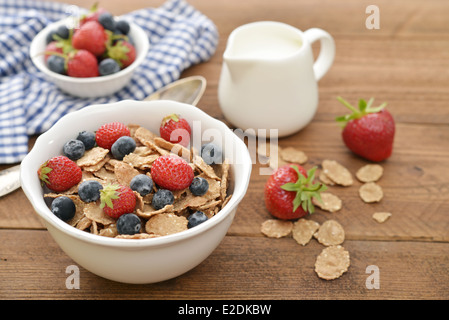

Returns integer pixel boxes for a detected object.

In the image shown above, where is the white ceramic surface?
[20,100,252,284]
[218,21,335,137]
[29,17,149,98]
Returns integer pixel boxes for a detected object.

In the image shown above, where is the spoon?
[0,75,207,197]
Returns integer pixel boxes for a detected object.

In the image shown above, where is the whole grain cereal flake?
[356,164,384,182]
[314,219,345,246]
[260,219,293,238]
[315,245,350,280]
[280,147,308,164]
[372,212,392,223]
[292,219,320,246]
[312,192,342,213]
[359,182,383,203]
[322,160,353,187]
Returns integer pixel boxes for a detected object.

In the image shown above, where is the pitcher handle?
[303,28,335,81]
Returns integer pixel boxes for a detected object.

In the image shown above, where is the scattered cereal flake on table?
[312,192,342,213]
[372,212,392,223]
[356,164,384,182]
[319,171,335,186]
[145,213,188,236]
[280,147,308,164]
[314,219,345,246]
[359,182,383,203]
[314,245,350,280]
[292,219,320,246]
[322,159,353,186]
[260,219,293,238]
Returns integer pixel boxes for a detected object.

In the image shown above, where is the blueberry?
[51,196,76,221]
[78,180,103,203]
[63,139,85,160]
[115,20,130,35]
[76,131,96,150]
[111,136,136,160]
[130,174,153,196]
[152,189,174,210]
[187,211,208,228]
[55,25,70,39]
[200,143,222,165]
[189,177,209,196]
[99,58,121,76]
[47,55,66,75]
[116,213,141,235]
[98,12,116,31]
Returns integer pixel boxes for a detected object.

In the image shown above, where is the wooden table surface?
[1,0,449,300]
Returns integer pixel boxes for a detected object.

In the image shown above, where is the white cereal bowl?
[20,100,252,284]
[29,17,149,98]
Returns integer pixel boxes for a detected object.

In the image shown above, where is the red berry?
[150,155,194,191]
[67,49,99,77]
[159,114,191,147]
[264,164,326,220]
[79,3,108,26]
[107,40,136,69]
[38,156,82,192]
[100,184,136,219]
[72,21,107,56]
[95,122,130,150]
[44,41,63,62]
[336,97,395,162]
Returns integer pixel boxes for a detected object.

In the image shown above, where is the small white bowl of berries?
[29,5,149,98]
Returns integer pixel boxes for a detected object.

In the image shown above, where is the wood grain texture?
[1,0,448,300]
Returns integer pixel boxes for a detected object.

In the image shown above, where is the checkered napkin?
[0,0,218,164]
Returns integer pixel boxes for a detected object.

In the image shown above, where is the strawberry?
[95,122,130,150]
[159,114,191,147]
[38,156,82,192]
[72,21,107,56]
[67,49,99,77]
[264,164,327,220]
[100,184,136,219]
[79,2,109,26]
[150,155,194,191]
[44,41,64,62]
[106,40,136,68]
[336,97,395,162]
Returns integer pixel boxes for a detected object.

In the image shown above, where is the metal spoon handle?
[0,164,21,197]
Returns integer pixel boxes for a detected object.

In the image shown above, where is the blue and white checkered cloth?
[0,0,218,164]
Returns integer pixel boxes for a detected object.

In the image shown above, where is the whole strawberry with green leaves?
[336,97,395,162]
[264,164,327,220]
[159,114,191,147]
[38,156,82,192]
[100,184,137,219]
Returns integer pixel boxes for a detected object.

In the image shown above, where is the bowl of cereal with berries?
[29,6,149,98]
[20,100,252,284]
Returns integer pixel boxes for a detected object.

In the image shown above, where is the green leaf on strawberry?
[280,166,327,214]
[99,184,121,209]
[336,96,388,127]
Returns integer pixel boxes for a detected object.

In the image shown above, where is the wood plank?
[1,230,448,299]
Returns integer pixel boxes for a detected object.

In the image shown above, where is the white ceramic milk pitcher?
[218,21,335,137]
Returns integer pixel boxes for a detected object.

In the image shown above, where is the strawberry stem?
[336,96,388,127]
[280,166,327,214]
